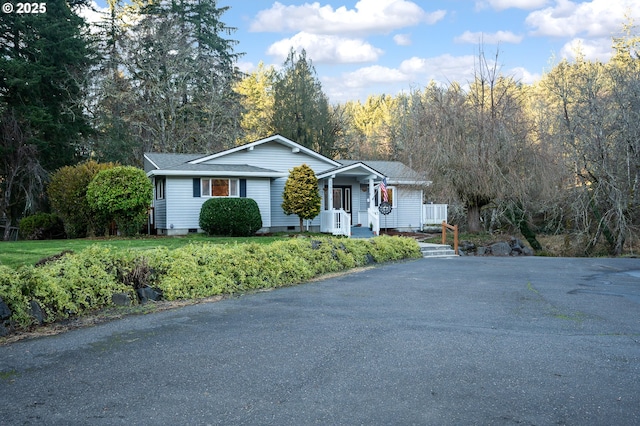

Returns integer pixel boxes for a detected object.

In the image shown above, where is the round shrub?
[47,161,117,238]
[86,166,153,237]
[199,198,262,237]
[19,213,66,240]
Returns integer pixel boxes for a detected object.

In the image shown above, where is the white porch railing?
[320,209,351,237]
[423,203,448,226]
[367,208,380,235]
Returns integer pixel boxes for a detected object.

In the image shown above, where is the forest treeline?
[1,0,638,255]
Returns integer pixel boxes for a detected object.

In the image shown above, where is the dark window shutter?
[240,179,246,197]
[193,178,201,197]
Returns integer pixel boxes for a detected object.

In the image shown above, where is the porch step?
[350,226,375,239]
[419,243,458,258]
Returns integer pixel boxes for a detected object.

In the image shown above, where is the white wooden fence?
[423,203,448,227]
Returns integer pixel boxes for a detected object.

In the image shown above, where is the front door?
[332,186,352,223]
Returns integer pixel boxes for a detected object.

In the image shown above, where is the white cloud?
[525,0,640,38]
[394,34,412,46]
[266,32,384,64]
[508,66,541,84]
[250,0,446,36]
[455,31,524,44]
[559,37,614,62]
[341,65,409,88]
[476,0,550,11]
[78,1,108,28]
[236,60,256,74]
[399,54,477,84]
[322,65,409,102]
[323,54,480,101]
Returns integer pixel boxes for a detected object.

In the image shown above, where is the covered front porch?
[317,163,385,237]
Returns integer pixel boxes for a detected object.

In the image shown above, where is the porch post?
[368,177,375,209]
[328,175,334,210]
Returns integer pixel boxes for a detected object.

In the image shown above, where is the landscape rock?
[136,286,163,304]
[490,242,512,256]
[459,241,476,252]
[522,246,534,256]
[29,300,44,324]
[0,296,11,320]
[112,293,131,307]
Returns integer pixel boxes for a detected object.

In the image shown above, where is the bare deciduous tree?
[0,111,47,240]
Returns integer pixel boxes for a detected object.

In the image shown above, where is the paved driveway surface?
[1,257,639,425]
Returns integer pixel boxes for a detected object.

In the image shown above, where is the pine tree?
[235,62,277,143]
[0,0,93,235]
[281,164,321,232]
[90,0,244,162]
[0,0,94,170]
[271,49,338,156]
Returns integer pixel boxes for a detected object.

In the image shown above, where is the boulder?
[112,293,132,307]
[29,300,44,324]
[490,242,512,256]
[136,286,162,304]
[459,241,476,252]
[0,296,11,320]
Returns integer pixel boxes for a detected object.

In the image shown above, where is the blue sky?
[84,0,640,103]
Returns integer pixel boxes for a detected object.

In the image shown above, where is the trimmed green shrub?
[19,213,66,240]
[282,164,321,232]
[199,198,262,237]
[0,236,421,333]
[47,161,117,238]
[86,166,153,237]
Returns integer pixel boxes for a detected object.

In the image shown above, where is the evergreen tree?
[235,62,277,143]
[0,0,93,234]
[0,0,94,170]
[282,164,321,232]
[91,0,244,163]
[271,49,338,156]
[88,0,137,164]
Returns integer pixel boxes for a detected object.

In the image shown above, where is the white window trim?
[155,178,165,200]
[376,185,397,208]
[201,178,240,198]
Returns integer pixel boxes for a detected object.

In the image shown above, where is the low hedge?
[199,198,263,237]
[19,213,66,240]
[0,236,421,332]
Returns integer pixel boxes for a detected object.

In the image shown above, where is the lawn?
[0,234,288,269]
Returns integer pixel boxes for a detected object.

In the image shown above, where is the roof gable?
[189,134,341,168]
[317,162,385,180]
[339,160,430,185]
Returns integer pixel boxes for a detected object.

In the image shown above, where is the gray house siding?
[154,199,167,229]
[370,188,424,231]
[165,177,203,233]
[145,136,430,235]
[246,179,271,229]
[158,177,272,235]
[200,142,335,173]
[393,187,423,231]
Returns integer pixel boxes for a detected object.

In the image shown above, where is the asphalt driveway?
[1,256,639,425]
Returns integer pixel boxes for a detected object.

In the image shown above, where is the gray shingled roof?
[145,152,281,175]
[338,160,427,183]
[145,153,205,170]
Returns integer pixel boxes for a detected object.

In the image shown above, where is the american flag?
[380,177,388,203]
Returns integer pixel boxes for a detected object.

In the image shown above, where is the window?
[155,178,165,200]
[375,186,396,208]
[201,178,239,197]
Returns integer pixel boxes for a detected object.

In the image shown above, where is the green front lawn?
[0,234,286,269]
